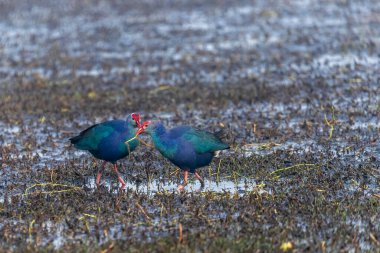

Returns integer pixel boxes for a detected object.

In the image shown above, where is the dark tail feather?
[69,123,99,145]
[69,135,82,144]
[221,144,230,150]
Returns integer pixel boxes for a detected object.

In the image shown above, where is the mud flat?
[0,0,379,252]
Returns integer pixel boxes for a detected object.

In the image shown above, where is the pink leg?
[194,171,205,188]
[96,161,107,187]
[113,163,126,189]
[177,171,189,192]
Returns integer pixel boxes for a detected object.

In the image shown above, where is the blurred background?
[1,0,379,143]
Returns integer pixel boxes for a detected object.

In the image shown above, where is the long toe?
[96,173,102,187]
[118,177,126,189]
[194,172,205,188]
[177,185,185,192]
[119,183,126,190]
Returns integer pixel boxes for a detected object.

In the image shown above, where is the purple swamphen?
[70,113,144,189]
[143,121,230,191]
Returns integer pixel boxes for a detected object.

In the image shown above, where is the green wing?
[72,124,114,150]
[182,128,229,153]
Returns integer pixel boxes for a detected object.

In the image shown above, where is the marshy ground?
[0,0,379,252]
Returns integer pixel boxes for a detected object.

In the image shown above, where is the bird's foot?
[177,184,186,192]
[194,172,205,189]
[119,183,126,190]
[118,177,126,190]
[96,172,103,188]
[177,170,189,192]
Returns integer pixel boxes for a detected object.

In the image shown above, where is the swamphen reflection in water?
[143,121,229,191]
[70,113,144,189]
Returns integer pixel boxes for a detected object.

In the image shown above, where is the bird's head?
[128,112,141,127]
[135,120,150,135]
[127,112,142,129]
[129,112,152,136]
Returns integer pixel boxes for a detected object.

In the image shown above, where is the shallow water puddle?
[0,176,267,204]
[87,177,267,195]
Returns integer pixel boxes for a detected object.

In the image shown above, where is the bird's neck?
[151,128,176,157]
[151,129,168,146]
[154,123,166,136]
[125,120,137,138]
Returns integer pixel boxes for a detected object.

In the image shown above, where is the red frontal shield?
[131,113,141,127]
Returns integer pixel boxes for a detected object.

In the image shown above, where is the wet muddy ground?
[0,0,379,252]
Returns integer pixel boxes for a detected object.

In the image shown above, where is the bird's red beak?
[136,121,150,135]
